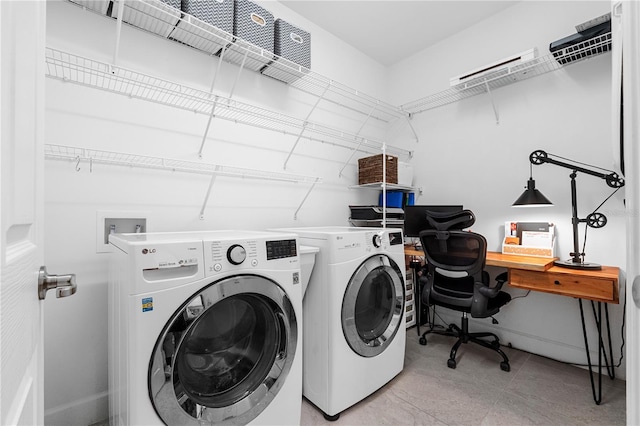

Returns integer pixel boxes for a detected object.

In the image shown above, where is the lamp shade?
[512,178,553,207]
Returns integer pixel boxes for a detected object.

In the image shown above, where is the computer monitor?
[404,205,464,237]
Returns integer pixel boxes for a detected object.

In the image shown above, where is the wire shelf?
[101,0,408,124]
[44,143,321,183]
[350,182,416,192]
[401,32,612,115]
[45,47,412,158]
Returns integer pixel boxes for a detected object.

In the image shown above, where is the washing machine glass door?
[149,275,298,425]
[342,254,404,357]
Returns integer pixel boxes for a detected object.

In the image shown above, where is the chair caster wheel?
[447,359,457,369]
[500,362,510,372]
[323,413,340,421]
[419,337,427,345]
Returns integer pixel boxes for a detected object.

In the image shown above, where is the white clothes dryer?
[108,230,302,425]
[277,226,406,420]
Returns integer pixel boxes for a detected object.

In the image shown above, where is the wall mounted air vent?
[449,48,538,89]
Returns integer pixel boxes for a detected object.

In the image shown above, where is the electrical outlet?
[96,210,149,253]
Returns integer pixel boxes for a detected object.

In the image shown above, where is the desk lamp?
[513,150,624,270]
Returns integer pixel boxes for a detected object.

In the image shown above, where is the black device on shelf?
[549,19,611,65]
[403,205,463,237]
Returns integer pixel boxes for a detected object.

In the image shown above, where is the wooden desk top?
[404,247,556,272]
[485,252,555,272]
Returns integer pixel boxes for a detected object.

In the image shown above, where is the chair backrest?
[421,209,485,274]
[419,209,489,314]
[425,209,476,231]
[419,228,487,276]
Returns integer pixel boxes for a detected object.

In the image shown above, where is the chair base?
[419,313,510,372]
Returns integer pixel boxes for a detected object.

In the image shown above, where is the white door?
[621,2,640,424]
[1,2,46,424]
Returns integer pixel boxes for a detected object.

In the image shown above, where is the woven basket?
[358,154,398,185]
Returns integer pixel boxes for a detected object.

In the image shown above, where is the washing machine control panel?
[364,230,404,252]
[204,237,299,275]
[227,244,247,265]
[266,239,297,260]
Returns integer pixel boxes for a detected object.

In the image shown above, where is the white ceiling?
[280,1,520,66]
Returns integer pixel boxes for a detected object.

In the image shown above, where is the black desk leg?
[578,299,615,405]
[414,266,421,336]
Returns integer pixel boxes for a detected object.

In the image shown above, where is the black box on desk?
[223,0,274,71]
[170,0,234,55]
[262,19,311,84]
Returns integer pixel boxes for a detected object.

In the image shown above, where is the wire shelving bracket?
[44,144,322,219]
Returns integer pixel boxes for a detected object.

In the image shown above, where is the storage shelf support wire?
[284,85,330,170]
[45,48,412,161]
[405,114,419,144]
[45,144,322,219]
[197,45,230,158]
[338,104,377,178]
[294,178,320,220]
[199,166,221,220]
[112,0,125,66]
[485,80,499,124]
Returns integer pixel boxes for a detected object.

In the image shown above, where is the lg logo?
[142,248,157,254]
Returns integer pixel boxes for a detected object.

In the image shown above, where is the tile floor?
[90,328,626,426]
[301,328,626,426]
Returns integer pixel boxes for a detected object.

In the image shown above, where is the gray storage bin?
[170,0,234,55]
[112,0,181,38]
[223,0,274,71]
[274,19,310,68]
[262,19,311,83]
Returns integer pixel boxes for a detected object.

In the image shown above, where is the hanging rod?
[44,47,412,160]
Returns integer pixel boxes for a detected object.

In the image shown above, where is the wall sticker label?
[142,297,153,312]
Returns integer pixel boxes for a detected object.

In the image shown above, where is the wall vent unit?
[449,48,538,89]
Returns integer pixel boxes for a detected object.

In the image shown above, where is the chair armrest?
[476,271,509,298]
[495,271,508,289]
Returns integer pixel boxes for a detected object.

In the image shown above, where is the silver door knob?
[38,266,77,300]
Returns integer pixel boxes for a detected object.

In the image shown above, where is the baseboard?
[426,310,625,379]
[44,390,108,426]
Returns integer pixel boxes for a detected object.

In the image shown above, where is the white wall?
[43,1,397,424]
[43,1,625,425]
[389,0,626,378]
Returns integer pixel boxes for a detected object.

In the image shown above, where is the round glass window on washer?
[342,255,404,358]
[148,275,297,425]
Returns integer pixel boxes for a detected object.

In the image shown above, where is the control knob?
[227,244,246,265]
[372,232,383,248]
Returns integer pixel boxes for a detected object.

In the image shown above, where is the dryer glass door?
[342,255,404,357]
[149,275,297,425]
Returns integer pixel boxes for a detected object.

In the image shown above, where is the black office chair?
[418,209,511,371]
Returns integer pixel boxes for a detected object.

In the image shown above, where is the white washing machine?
[108,230,302,425]
[277,226,406,420]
